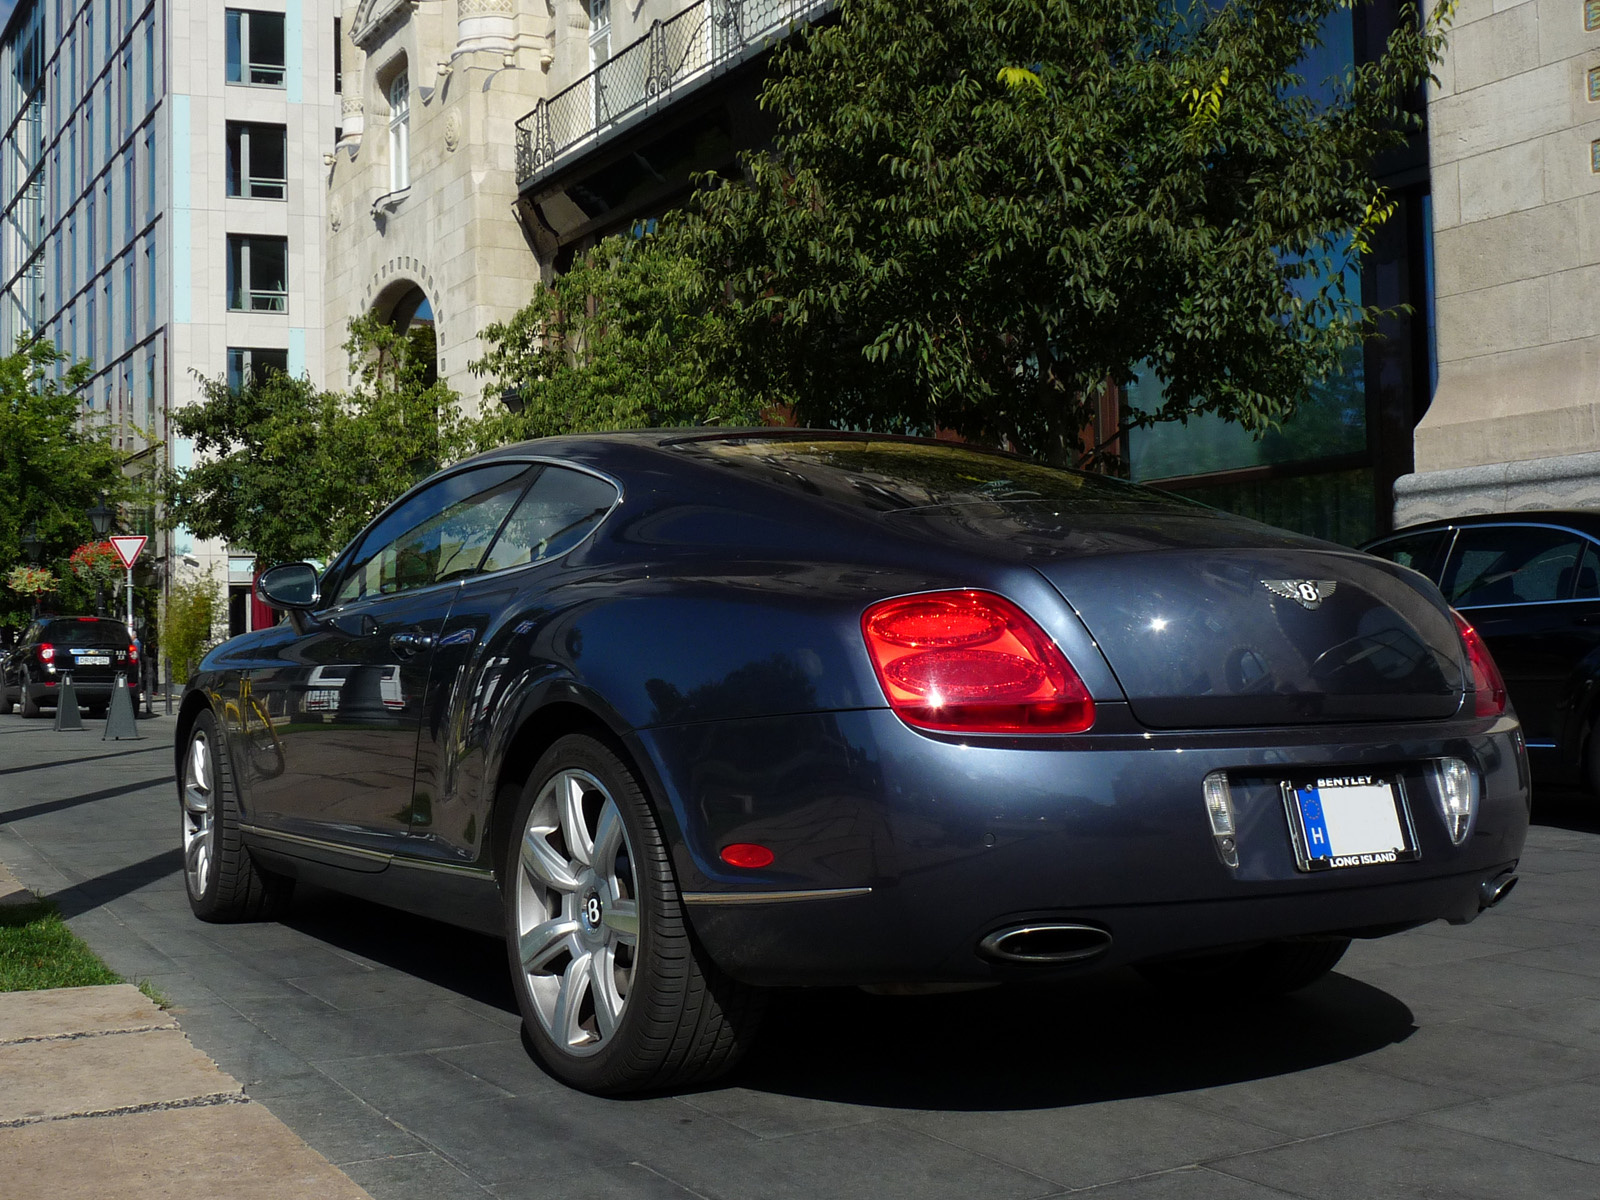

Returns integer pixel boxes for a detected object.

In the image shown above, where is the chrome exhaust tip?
[1479,871,1518,911]
[978,922,1112,965]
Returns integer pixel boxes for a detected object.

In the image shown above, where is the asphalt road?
[3,711,1599,1200]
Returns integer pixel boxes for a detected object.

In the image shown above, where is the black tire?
[180,710,293,922]
[1137,936,1351,996]
[503,734,764,1094]
[0,684,12,716]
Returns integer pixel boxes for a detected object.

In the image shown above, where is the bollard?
[164,657,173,716]
[103,672,143,741]
[53,673,84,731]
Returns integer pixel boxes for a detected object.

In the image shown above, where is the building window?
[144,129,154,216]
[86,292,95,364]
[145,19,155,105]
[125,154,135,236]
[145,353,155,427]
[226,235,287,311]
[226,346,288,392]
[387,71,409,192]
[144,237,155,329]
[226,10,286,88]
[333,18,341,93]
[225,122,287,199]
[124,257,134,347]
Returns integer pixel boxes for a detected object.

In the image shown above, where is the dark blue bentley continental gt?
[175,431,1529,1093]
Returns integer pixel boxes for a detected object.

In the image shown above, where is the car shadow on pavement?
[280,885,518,1014]
[732,971,1416,1111]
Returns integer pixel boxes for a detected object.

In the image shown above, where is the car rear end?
[637,436,1530,987]
[27,618,140,711]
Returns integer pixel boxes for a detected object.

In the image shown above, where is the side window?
[482,466,618,573]
[1441,526,1588,607]
[1577,545,1600,600]
[1366,529,1450,581]
[331,464,531,604]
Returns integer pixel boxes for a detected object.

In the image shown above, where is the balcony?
[515,0,832,191]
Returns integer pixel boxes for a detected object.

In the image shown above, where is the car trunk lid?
[1034,549,1468,728]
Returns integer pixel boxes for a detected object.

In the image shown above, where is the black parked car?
[1,615,140,717]
[1365,511,1600,793]
[176,432,1529,1094]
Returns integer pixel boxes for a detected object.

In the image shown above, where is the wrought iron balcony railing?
[515,0,832,188]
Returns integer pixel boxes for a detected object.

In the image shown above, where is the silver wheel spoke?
[602,898,639,941]
[593,799,623,871]
[551,951,594,1048]
[183,784,210,816]
[559,773,593,867]
[189,739,208,792]
[519,916,582,972]
[520,827,580,892]
[590,948,621,1040]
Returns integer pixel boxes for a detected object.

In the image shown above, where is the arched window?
[387,70,410,192]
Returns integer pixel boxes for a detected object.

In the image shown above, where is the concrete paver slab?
[0,983,175,1043]
[0,1027,240,1124]
[0,1099,375,1200]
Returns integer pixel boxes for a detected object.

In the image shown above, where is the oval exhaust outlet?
[1479,872,1517,911]
[978,923,1112,964]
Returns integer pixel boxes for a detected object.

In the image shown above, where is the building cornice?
[351,0,416,49]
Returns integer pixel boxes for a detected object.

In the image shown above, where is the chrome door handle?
[389,631,435,657]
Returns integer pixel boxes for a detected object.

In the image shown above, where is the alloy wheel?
[513,768,640,1057]
[182,731,215,897]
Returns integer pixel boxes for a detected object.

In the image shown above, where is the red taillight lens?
[127,642,139,665]
[37,643,54,664]
[719,843,775,869]
[861,590,1094,733]
[1452,610,1507,718]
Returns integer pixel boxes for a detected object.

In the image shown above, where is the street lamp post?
[87,494,115,618]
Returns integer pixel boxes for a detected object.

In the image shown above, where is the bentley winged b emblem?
[1262,579,1338,610]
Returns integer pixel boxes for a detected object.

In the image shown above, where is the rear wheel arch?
[173,691,215,782]
[489,702,685,894]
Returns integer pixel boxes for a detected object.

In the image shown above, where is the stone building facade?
[1396,0,1600,522]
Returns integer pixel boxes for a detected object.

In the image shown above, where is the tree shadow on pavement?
[48,846,185,919]
[733,969,1416,1111]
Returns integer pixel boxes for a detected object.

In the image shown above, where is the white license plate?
[1282,775,1419,872]
[76,654,110,666]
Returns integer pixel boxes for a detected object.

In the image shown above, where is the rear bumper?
[27,678,139,703]
[636,706,1531,986]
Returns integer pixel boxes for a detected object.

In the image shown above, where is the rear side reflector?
[719,843,775,869]
[1452,610,1508,718]
[861,590,1094,733]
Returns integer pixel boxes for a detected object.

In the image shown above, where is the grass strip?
[0,900,122,992]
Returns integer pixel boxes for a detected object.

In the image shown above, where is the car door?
[406,463,622,868]
[244,462,532,855]
[1439,523,1600,752]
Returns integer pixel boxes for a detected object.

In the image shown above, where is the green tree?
[0,338,132,628]
[161,568,223,684]
[165,316,473,567]
[664,0,1451,462]
[470,236,760,444]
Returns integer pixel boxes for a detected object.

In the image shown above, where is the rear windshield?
[672,436,1205,515]
[40,619,129,646]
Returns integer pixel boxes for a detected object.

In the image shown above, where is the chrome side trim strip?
[240,824,392,865]
[390,856,495,879]
[681,887,872,906]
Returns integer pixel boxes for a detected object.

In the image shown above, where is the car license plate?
[1281,774,1419,872]
[76,654,110,666]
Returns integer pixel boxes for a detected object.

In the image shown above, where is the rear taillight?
[36,643,54,664]
[127,642,139,665]
[861,590,1095,734]
[1452,611,1507,718]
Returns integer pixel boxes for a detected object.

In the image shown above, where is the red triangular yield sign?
[109,535,147,569]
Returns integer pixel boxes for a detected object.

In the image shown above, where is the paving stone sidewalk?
[0,862,373,1200]
[2,715,1599,1199]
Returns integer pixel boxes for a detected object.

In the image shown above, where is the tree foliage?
[470,237,760,443]
[0,339,132,627]
[161,568,223,684]
[489,0,1449,464]
[165,316,474,567]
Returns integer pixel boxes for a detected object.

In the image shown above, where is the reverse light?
[127,642,139,666]
[861,590,1094,734]
[1202,771,1239,868]
[719,843,775,869]
[1432,757,1477,845]
[1452,611,1508,718]
[36,643,55,664]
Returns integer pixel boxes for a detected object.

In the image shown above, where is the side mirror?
[257,563,321,610]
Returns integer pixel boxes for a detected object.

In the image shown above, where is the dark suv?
[1364,512,1600,794]
[1,616,140,717]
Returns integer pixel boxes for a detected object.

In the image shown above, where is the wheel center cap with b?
[580,887,604,936]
